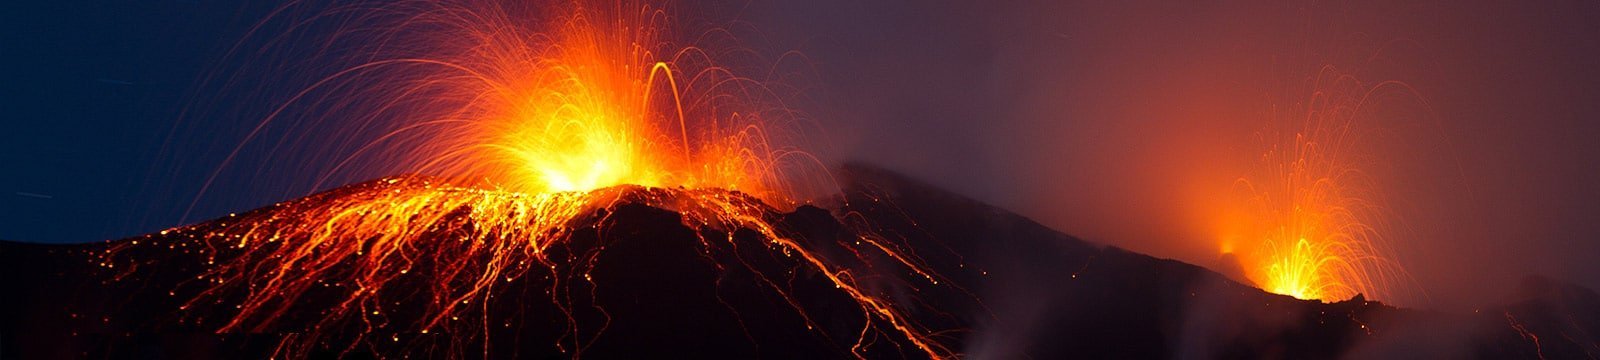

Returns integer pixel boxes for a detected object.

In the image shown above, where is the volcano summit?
[4,164,1596,359]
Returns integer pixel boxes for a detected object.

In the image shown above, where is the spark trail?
[101,0,954,358]
[1228,66,1418,303]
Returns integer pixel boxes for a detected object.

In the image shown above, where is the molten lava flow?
[121,177,948,357]
[1226,67,1414,302]
[102,0,953,358]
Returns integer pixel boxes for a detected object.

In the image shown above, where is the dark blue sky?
[1,1,277,242]
[4,0,1599,308]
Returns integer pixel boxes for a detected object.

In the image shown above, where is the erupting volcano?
[6,0,1600,359]
[78,1,950,357]
[1224,68,1418,303]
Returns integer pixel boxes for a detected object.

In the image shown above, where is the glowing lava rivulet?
[1225,67,1419,303]
[97,0,956,358]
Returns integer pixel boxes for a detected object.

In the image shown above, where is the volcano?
[3,164,1596,359]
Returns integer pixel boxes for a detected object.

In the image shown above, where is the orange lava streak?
[107,0,951,358]
[1228,66,1415,302]
[400,2,783,200]
[144,177,948,358]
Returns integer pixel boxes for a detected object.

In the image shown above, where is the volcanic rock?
[1,163,1595,359]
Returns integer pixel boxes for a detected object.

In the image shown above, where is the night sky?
[4,0,1598,310]
[2,1,270,240]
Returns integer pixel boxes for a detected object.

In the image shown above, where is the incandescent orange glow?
[102,1,954,358]
[1226,67,1415,302]
[389,2,792,201]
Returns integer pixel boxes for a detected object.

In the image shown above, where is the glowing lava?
[357,1,801,201]
[1227,67,1415,302]
[102,0,952,358]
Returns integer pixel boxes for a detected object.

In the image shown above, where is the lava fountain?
[99,0,952,358]
[1225,66,1419,303]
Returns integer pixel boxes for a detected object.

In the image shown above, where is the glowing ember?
[344,1,799,201]
[103,0,951,358]
[1227,67,1415,302]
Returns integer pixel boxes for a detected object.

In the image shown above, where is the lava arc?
[101,0,954,358]
[1225,67,1419,303]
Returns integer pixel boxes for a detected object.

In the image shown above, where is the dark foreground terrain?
[3,164,1596,358]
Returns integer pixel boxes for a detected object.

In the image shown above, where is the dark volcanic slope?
[4,180,910,359]
[4,164,1598,359]
[832,164,1598,359]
